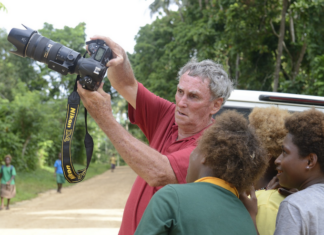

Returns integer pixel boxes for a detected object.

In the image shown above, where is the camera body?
[77,40,113,91]
[7,25,113,91]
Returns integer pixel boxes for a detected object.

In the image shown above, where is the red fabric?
[118,83,209,235]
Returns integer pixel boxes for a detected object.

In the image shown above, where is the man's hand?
[77,82,113,124]
[86,35,137,108]
[87,35,125,68]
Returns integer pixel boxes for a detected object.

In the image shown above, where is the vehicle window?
[213,106,252,119]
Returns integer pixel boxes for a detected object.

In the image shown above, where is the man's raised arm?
[80,36,179,187]
[77,82,178,187]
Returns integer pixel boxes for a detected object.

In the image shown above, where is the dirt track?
[0,166,137,235]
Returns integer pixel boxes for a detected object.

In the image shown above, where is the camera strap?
[61,74,94,183]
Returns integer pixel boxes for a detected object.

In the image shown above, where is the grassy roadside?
[10,163,110,204]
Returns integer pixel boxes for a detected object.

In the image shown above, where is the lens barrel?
[8,25,81,75]
[7,25,111,91]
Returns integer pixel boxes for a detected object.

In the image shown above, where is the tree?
[148,0,188,21]
[0,23,113,170]
[0,2,6,12]
[130,0,324,97]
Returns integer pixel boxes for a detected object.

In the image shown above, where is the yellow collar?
[195,177,239,198]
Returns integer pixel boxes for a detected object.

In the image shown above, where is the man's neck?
[177,119,213,141]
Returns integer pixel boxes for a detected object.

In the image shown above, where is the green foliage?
[0,23,121,171]
[10,163,109,204]
[0,2,6,12]
[38,23,87,98]
[131,0,324,96]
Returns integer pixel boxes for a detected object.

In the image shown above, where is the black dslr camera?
[7,25,113,91]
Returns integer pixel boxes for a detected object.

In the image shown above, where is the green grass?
[10,163,110,204]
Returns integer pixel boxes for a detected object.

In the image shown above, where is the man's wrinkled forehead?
[177,84,200,94]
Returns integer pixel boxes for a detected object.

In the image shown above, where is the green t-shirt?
[135,182,257,235]
[0,165,16,185]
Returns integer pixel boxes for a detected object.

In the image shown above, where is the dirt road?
[0,166,137,235]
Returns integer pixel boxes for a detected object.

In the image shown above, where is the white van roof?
[224,90,324,112]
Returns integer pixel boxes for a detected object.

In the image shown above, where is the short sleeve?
[167,146,196,184]
[54,160,58,168]
[134,185,179,235]
[12,166,16,176]
[274,201,303,235]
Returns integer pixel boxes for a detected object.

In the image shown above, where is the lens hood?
[7,24,37,57]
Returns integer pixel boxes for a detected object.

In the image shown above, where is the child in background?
[243,108,324,235]
[273,108,324,234]
[54,153,65,193]
[110,155,116,173]
[134,110,268,235]
[0,155,16,210]
[248,107,291,235]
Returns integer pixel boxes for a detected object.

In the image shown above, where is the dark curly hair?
[285,108,324,173]
[197,110,268,192]
[249,107,291,158]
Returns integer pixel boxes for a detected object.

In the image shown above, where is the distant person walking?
[0,155,16,210]
[54,153,65,193]
[110,155,116,173]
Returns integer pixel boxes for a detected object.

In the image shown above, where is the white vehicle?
[215,90,324,118]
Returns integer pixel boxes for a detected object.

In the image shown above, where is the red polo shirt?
[118,83,210,235]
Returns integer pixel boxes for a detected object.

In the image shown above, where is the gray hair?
[177,59,233,105]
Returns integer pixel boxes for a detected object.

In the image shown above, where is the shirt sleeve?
[128,82,175,142]
[167,145,197,184]
[274,201,303,235]
[134,185,179,235]
[12,166,16,176]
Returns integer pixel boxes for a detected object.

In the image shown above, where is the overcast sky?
[0,0,157,53]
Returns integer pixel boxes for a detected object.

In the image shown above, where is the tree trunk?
[235,53,240,88]
[22,135,32,158]
[292,42,307,81]
[273,0,289,92]
[290,11,295,43]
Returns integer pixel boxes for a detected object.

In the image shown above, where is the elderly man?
[77,35,233,235]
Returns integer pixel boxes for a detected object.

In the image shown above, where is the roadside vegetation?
[10,163,110,204]
[0,0,323,194]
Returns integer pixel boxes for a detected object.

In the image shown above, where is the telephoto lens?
[7,25,113,91]
[7,24,81,75]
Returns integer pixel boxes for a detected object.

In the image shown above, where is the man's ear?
[306,153,318,170]
[210,97,223,115]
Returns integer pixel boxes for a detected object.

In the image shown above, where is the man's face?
[275,134,308,189]
[175,72,222,134]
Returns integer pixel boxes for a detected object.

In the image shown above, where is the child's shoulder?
[163,182,221,197]
[283,184,324,207]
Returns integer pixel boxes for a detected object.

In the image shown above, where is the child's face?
[5,157,11,165]
[186,148,203,183]
[275,133,308,189]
